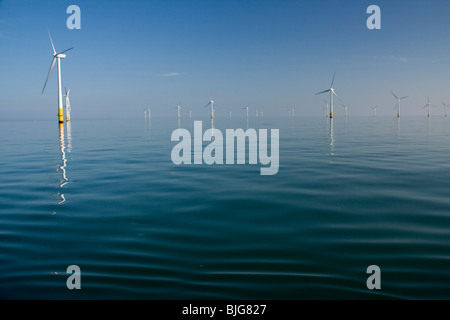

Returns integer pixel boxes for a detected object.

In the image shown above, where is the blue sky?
[1,0,450,120]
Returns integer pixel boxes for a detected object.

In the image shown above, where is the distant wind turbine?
[204,99,215,119]
[42,29,73,124]
[243,106,249,119]
[323,99,328,118]
[64,88,71,122]
[291,107,295,118]
[392,92,408,117]
[342,104,349,118]
[316,73,338,119]
[370,106,377,117]
[148,108,151,119]
[442,103,449,117]
[423,97,434,117]
[176,105,181,119]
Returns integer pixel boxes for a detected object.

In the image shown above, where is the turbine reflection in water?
[57,123,68,205]
[329,118,334,160]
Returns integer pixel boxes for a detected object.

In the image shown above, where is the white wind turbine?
[323,99,329,118]
[316,73,338,118]
[423,97,434,117]
[64,88,71,122]
[291,107,295,118]
[342,104,349,118]
[243,106,249,118]
[42,29,73,124]
[442,103,449,117]
[148,108,151,119]
[176,105,181,119]
[204,99,215,119]
[391,92,408,117]
[370,106,377,117]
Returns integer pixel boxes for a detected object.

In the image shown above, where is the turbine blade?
[316,89,330,95]
[42,57,56,94]
[391,92,399,100]
[47,28,56,54]
[400,96,408,100]
[203,102,211,108]
[330,72,336,87]
[58,47,74,55]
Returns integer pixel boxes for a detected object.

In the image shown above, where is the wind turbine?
[316,73,338,119]
[176,105,181,119]
[243,106,249,119]
[370,106,377,117]
[342,104,349,118]
[204,99,215,119]
[442,103,449,117]
[148,108,151,119]
[291,107,295,118]
[391,92,408,117]
[423,97,434,117]
[323,99,329,118]
[42,29,73,124]
[64,88,71,122]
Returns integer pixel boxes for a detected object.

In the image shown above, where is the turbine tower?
[64,88,71,122]
[243,106,249,119]
[423,97,434,117]
[392,92,408,118]
[323,99,329,118]
[443,103,449,117]
[370,106,377,117]
[176,105,181,119]
[204,99,215,119]
[342,104,349,118]
[42,29,73,124]
[316,73,338,119]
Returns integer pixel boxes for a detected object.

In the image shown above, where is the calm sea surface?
[1,115,450,299]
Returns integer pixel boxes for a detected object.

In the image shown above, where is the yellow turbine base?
[397,113,400,118]
[330,112,333,119]
[211,115,214,119]
[66,117,70,122]
[58,109,64,123]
